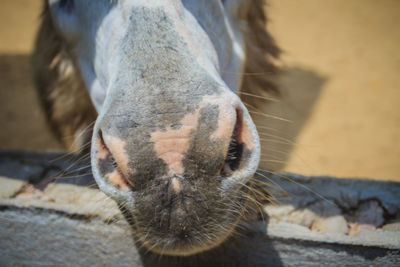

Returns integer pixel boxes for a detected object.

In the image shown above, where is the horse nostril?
[94,130,131,190]
[225,138,244,173]
[221,108,244,176]
[98,131,117,167]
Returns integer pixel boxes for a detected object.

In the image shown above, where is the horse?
[32,0,280,256]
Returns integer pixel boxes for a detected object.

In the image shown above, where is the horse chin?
[133,209,243,257]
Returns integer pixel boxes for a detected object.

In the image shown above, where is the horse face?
[48,0,260,255]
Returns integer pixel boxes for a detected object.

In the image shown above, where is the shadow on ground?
[242,66,327,171]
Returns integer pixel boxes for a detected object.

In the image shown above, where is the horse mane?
[32,0,279,151]
[32,2,97,151]
[239,0,281,105]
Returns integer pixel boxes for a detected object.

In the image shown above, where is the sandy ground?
[0,0,399,181]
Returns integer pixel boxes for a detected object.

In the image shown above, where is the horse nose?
[92,98,259,190]
[216,105,259,178]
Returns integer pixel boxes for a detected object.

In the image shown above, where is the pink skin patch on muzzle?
[105,169,130,191]
[150,111,200,176]
[150,93,248,178]
[170,177,183,194]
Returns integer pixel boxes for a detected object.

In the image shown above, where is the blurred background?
[0,0,399,181]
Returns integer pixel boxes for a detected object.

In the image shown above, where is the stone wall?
[1,150,399,266]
